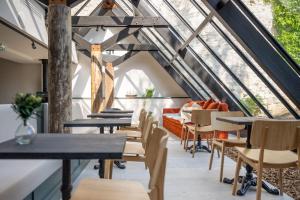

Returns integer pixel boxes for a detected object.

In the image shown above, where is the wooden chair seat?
[71,179,150,200]
[235,147,298,167]
[213,138,246,147]
[186,125,214,133]
[124,142,145,155]
[115,130,142,139]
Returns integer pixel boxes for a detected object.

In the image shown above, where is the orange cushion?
[195,100,205,106]
[218,103,229,111]
[206,102,219,109]
[202,99,214,109]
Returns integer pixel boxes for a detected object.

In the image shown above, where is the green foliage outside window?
[240,95,265,116]
[265,0,300,64]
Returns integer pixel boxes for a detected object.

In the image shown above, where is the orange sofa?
[162,100,229,138]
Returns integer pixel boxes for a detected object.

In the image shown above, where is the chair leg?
[219,144,225,182]
[232,156,242,195]
[192,134,196,158]
[217,149,220,158]
[185,131,189,152]
[256,164,263,200]
[183,128,188,150]
[279,168,283,196]
[206,138,211,151]
[180,126,184,145]
[209,143,215,170]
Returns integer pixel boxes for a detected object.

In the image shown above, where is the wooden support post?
[48,0,72,134]
[91,44,104,112]
[48,1,72,200]
[105,62,114,108]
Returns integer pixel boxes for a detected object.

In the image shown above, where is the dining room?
[0,0,299,200]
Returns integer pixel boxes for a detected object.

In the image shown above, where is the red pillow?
[195,100,205,106]
[206,102,219,109]
[218,103,229,111]
[202,99,214,109]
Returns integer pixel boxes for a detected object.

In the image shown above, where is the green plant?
[143,88,155,98]
[12,93,42,125]
[240,95,265,116]
[265,0,300,64]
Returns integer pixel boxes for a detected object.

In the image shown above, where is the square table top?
[64,118,132,128]
[0,134,126,160]
[87,113,132,118]
[216,116,265,125]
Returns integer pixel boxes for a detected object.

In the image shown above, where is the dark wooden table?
[216,117,279,196]
[64,118,132,175]
[0,134,126,200]
[87,113,132,118]
[64,118,132,133]
[101,109,134,113]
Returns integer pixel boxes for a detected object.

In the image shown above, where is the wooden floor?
[73,133,293,200]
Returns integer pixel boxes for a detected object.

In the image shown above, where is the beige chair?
[104,116,158,179]
[123,115,157,162]
[116,109,148,140]
[71,127,169,200]
[232,120,300,200]
[185,109,216,158]
[208,111,245,182]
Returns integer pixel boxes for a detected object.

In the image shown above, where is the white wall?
[114,51,187,97]
[0,58,42,104]
[72,50,189,123]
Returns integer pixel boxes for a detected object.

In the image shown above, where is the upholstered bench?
[0,105,62,200]
[0,160,61,200]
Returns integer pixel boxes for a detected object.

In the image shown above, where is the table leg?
[98,159,105,178]
[95,127,105,177]
[187,135,211,153]
[61,160,72,200]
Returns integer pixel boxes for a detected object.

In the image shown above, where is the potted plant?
[12,93,42,144]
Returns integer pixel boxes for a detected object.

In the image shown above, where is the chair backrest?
[211,111,245,132]
[141,115,154,148]
[251,120,300,168]
[191,109,217,126]
[146,127,168,200]
[138,109,147,131]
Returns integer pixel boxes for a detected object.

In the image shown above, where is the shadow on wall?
[114,52,187,98]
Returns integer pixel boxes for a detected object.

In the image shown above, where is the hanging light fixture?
[31,41,37,49]
[0,43,6,52]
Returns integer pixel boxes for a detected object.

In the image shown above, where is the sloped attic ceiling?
[71,0,299,118]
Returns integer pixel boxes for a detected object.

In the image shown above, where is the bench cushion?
[0,160,61,200]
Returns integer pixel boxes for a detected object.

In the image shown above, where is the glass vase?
[15,120,36,145]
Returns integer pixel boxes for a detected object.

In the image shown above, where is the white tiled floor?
[74,134,293,200]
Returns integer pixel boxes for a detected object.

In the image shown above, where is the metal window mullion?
[170,12,214,63]
[142,0,252,112]
[161,0,259,116]
[117,0,211,99]
[190,0,299,118]
[186,46,253,116]
[142,28,208,99]
[197,36,273,118]
[112,2,204,99]
[144,28,211,99]
[232,0,300,75]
